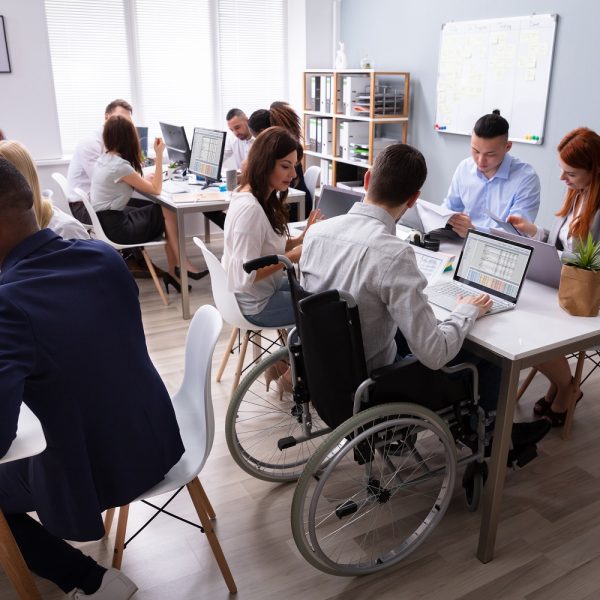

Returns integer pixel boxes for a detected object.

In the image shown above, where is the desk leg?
[298,196,306,221]
[177,210,191,320]
[477,359,520,562]
[204,214,211,244]
[0,509,41,599]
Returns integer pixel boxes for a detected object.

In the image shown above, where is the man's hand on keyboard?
[456,293,492,317]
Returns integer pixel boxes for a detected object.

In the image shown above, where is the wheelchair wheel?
[463,461,487,512]
[225,347,330,482]
[291,403,457,576]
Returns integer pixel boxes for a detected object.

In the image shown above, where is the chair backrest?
[193,237,258,330]
[50,172,72,214]
[297,290,368,429]
[74,187,126,249]
[0,405,46,466]
[303,165,321,202]
[140,305,223,496]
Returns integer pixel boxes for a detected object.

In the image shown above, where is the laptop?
[317,184,364,219]
[426,229,533,315]
[490,228,562,288]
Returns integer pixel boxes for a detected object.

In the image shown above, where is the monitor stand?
[201,179,219,190]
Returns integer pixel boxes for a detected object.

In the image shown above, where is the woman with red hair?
[509,127,600,425]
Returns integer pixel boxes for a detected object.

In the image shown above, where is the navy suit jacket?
[0,230,184,540]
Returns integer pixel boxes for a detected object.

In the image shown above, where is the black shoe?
[174,265,209,281]
[162,273,191,294]
[511,420,551,447]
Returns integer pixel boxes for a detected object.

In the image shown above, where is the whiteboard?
[434,14,557,145]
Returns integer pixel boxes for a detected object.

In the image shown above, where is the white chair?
[74,188,168,306]
[50,172,74,215]
[303,165,321,203]
[110,305,237,593]
[0,405,47,600]
[194,237,293,395]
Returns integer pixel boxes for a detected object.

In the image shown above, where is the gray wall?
[337,0,600,230]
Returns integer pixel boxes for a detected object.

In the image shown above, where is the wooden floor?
[3,239,600,599]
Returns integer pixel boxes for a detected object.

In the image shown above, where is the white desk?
[429,240,600,562]
[142,184,305,319]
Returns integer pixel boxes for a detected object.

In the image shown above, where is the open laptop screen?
[454,230,533,303]
[316,185,364,219]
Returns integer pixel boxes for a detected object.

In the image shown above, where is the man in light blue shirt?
[442,111,540,237]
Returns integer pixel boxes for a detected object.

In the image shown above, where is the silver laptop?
[317,184,364,219]
[490,228,562,288]
[427,229,533,315]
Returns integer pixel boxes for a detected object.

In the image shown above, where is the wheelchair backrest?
[297,290,369,429]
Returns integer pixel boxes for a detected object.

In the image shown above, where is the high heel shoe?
[543,391,583,427]
[174,265,209,281]
[162,273,191,294]
[533,397,553,416]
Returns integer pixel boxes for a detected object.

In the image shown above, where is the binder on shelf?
[338,121,369,160]
[309,76,322,111]
[308,117,318,152]
[325,76,333,113]
[342,75,370,116]
[320,118,332,155]
[320,159,332,186]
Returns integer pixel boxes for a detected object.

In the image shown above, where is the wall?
[336,0,600,229]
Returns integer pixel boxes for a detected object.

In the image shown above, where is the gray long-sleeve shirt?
[300,202,479,372]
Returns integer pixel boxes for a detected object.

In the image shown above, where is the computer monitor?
[136,126,148,158]
[159,122,191,170]
[188,127,227,188]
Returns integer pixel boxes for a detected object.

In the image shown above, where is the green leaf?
[564,233,600,270]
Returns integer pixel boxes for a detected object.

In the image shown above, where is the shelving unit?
[303,69,410,187]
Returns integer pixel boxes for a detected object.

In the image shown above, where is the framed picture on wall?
[0,16,11,73]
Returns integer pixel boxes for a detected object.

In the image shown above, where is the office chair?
[0,406,47,600]
[74,189,169,306]
[303,165,321,203]
[110,305,236,593]
[194,237,293,396]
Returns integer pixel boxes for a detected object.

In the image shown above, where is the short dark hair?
[226,108,246,121]
[248,109,272,137]
[473,109,509,139]
[368,144,427,207]
[105,98,133,116]
[0,157,34,213]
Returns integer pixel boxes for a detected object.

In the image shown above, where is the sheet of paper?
[410,245,450,285]
[169,191,224,203]
[415,199,457,233]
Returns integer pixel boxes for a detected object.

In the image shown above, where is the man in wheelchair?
[300,143,550,467]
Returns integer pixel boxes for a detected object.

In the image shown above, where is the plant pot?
[558,264,600,316]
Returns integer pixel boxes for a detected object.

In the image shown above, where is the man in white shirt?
[66,99,133,224]
[222,108,253,171]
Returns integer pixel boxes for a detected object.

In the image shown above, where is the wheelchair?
[226,254,494,575]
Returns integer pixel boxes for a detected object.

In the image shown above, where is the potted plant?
[558,233,600,316]
[167,162,179,179]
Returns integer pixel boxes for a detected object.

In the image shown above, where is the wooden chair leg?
[186,479,237,594]
[194,479,216,520]
[216,327,238,383]
[252,330,263,363]
[103,508,115,538]
[516,367,538,402]
[563,351,586,441]
[141,248,168,306]
[230,331,250,396]
[0,509,41,600]
[112,505,130,569]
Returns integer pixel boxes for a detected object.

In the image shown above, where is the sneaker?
[72,568,138,599]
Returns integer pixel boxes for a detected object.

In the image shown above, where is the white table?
[142,184,305,319]
[429,240,600,562]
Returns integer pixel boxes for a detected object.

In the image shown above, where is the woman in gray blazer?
[508,127,600,426]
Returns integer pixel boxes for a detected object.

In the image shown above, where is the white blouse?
[222,191,287,315]
[48,205,90,240]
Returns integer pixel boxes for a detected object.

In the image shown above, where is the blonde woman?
[0,140,89,240]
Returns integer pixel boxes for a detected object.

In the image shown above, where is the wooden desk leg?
[0,509,41,600]
[176,209,191,320]
[203,214,211,244]
[477,359,520,563]
[297,196,306,221]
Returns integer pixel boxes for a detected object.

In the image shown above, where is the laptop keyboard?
[162,180,188,194]
[427,282,513,313]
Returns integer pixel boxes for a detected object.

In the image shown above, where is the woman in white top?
[0,140,89,240]
[222,126,319,327]
[90,115,206,294]
[508,127,600,425]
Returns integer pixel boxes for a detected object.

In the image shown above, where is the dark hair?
[0,128,5,141]
[269,101,302,141]
[103,115,143,174]
[226,108,246,121]
[473,110,509,139]
[368,144,427,207]
[239,126,300,235]
[248,109,272,137]
[556,127,600,238]
[0,157,34,213]
[104,98,133,116]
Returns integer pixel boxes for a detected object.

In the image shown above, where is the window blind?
[45,0,132,154]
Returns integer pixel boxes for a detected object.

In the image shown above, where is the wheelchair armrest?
[441,362,479,404]
[370,356,419,382]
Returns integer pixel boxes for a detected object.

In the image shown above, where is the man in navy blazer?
[0,158,184,598]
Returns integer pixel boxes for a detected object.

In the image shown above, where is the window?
[45,0,288,155]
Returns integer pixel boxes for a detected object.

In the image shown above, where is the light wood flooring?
[2,239,600,599]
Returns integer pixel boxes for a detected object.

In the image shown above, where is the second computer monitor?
[159,122,191,169]
[188,127,227,187]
